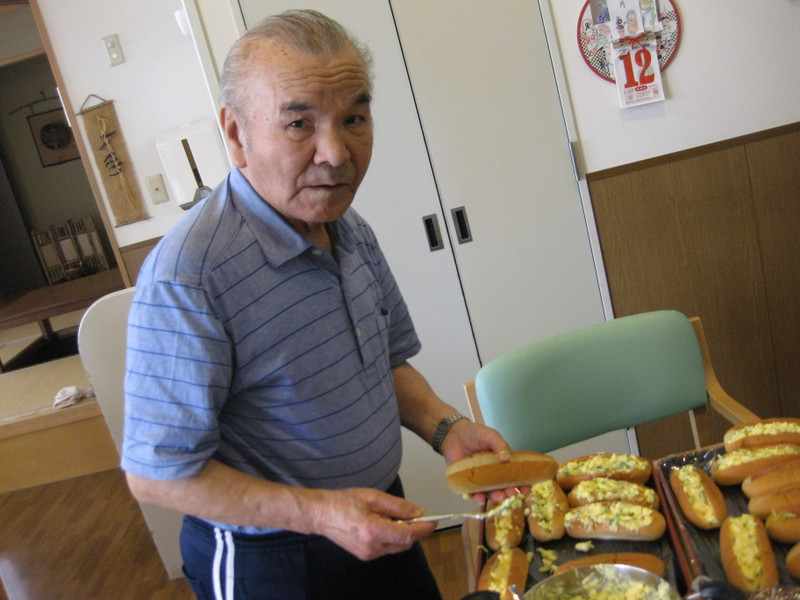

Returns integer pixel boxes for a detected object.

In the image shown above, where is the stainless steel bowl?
[523,564,681,600]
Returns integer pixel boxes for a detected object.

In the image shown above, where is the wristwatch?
[432,412,468,454]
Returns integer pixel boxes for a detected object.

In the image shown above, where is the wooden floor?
[0,469,470,600]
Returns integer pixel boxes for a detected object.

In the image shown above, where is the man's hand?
[440,419,530,504]
[309,487,437,560]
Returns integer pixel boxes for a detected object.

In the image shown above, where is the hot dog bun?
[446,451,558,495]
[742,456,800,499]
[485,495,526,550]
[553,552,666,578]
[567,477,659,509]
[787,540,800,579]
[564,501,665,541]
[477,547,530,600]
[710,444,800,486]
[525,479,568,542]
[720,514,779,593]
[556,453,651,489]
[765,508,800,544]
[668,464,727,529]
[748,487,800,520]
[724,418,800,452]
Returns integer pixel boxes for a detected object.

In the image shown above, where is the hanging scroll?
[78,96,148,226]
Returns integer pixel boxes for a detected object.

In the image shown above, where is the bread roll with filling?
[669,464,727,529]
[568,477,659,509]
[477,547,529,600]
[525,479,568,542]
[485,495,526,550]
[564,501,665,541]
[765,509,800,544]
[556,453,651,489]
[720,514,779,593]
[711,444,800,486]
[724,418,800,452]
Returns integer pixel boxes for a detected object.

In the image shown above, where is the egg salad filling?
[768,510,799,522]
[488,547,514,593]
[572,477,656,506]
[525,480,558,533]
[565,501,654,533]
[675,466,719,526]
[559,454,648,477]
[492,494,524,546]
[729,514,767,588]
[538,547,558,574]
[545,564,675,600]
[714,444,800,470]
[727,421,800,443]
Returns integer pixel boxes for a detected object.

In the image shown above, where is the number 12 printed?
[612,34,665,108]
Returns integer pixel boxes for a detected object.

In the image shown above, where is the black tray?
[655,445,800,598]
[476,462,683,595]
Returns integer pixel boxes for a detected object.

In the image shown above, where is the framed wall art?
[577,0,682,84]
[27,108,81,168]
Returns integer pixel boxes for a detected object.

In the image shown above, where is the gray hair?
[219,9,374,115]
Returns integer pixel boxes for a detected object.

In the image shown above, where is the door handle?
[451,206,473,244]
[422,214,444,251]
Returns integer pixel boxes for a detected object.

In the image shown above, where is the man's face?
[222,40,373,235]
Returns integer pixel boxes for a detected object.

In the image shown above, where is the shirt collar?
[227,168,317,267]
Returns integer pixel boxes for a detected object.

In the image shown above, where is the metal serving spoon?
[399,493,523,524]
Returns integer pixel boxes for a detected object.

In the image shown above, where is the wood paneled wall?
[587,123,800,458]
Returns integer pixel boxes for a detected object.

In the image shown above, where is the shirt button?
[312,249,322,256]
[356,327,362,337]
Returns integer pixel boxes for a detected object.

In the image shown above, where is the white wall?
[33,0,800,248]
[36,0,218,249]
[546,0,800,174]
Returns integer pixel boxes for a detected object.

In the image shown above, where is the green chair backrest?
[474,310,708,454]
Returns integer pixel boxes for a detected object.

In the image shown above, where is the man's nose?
[314,127,351,167]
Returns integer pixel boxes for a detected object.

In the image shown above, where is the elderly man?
[122,10,512,599]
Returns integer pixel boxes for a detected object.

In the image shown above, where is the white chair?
[77,287,184,580]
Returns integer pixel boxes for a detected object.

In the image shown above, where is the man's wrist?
[432,412,468,454]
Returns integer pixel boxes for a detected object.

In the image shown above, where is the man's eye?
[345,114,368,126]
[288,119,310,129]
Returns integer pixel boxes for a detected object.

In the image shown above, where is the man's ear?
[220,107,246,168]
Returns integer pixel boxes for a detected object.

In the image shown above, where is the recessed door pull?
[422,214,444,252]
[451,206,473,244]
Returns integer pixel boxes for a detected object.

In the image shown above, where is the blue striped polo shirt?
[122,168,421,505]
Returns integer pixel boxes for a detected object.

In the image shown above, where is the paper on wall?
[612,34,665,109]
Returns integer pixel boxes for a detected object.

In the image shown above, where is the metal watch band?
[432,413,468,454]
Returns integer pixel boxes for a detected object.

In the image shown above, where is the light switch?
[146,174,170,204]
[102,34,125,66]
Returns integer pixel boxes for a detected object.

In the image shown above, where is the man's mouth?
[309,182,347,190]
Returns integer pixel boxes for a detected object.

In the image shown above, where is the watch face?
[39,122,73,150]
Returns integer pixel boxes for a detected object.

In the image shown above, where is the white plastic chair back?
[78,287,184,580]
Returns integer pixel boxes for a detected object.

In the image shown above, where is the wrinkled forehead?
[247,41,371,107]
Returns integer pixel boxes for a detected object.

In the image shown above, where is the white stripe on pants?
[213,527,236,600]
